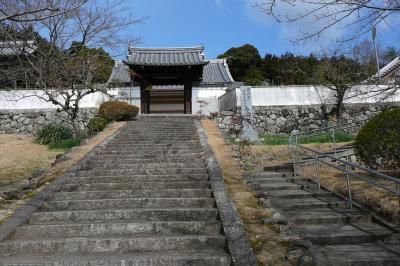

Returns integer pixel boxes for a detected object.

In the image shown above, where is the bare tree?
[0,0,86,23]
[1,0,142,135]
[255,0,400,42]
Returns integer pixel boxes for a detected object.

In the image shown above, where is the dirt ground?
[201,119,294,266]
[0,121,126,223]
[0,135,61,185]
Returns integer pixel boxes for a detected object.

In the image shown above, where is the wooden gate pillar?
[184,78,192,114]
[140,77,150,114]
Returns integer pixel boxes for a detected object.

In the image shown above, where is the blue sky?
[117,0,398,59]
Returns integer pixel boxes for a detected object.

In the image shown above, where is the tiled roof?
[0,41,36,56]
[108,61,131,84]
[367,57,400,83]
[107,59,235,86]
[201,59,234,85]
[126,46,206,66]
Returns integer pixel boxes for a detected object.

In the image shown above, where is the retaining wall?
[214,103,400,135]
[0,108,97,134]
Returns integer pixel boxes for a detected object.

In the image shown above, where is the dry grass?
[201,119,293,266]
[0,135,61,185]
[0,122,126,222]
[300,164,400,224]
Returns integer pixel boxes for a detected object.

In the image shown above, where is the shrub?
[99,101,139,121]
[354,108,400,170]
[35,124,73,145]
[48,138,82,150]
[87,117,108,135]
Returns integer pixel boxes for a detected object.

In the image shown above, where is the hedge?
[354,108,400,170]
[99,101,139,121]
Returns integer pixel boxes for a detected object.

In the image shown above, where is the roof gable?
[126,46,206,66]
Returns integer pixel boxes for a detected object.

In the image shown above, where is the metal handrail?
[289,120,400,208]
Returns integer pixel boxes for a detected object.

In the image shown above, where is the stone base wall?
[215,103,400,135]
[0,108,97,134]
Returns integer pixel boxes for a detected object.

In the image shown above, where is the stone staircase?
[0,116,232,265]
[248,167,400,266]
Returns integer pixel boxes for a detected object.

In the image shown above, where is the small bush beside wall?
[87,117,108,135]
[354,108,400,171]
[99,101,139,121]
[35,124,73,145]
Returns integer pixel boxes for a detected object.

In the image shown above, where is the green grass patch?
[261,131,354,146]
[48,138,82,150]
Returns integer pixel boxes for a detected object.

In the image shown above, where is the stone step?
[0,250,231,266]
[313,242,400,266]
[41,198,215,211]
[93,154,202,160]
[87,158,204,164]
[11,221,222,239]
[75,168,208,177]
[0,235,226,255]
[29,208,219,224]
[85,162,206,170]
[61,181,211,191]
[52,189,213,201]
[270,196,348,210]
[105,143,200,148]
[264,190,332,199]
[68,174,210,184]
[296,223,395,245]
[99,149,201,154]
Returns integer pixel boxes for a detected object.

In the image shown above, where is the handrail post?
[293,135,298,178]
[332,127,337,159]
[315,155,321,191]
[397,184,400,207]
[345,164,353,209]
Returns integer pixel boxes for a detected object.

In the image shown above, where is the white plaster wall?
[192,87,227,115]
[242,85,400,107]
[0,88,142,110]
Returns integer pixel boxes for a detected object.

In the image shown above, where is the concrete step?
[250,177,310,184]
[256,182,302,191]
[29,208,219,224]
[264,190,333,199]
[68,174,210,184]
[252,172,293,178]
[11,221,222,239]
[285,208,371,224]
[52,189,213,201]
[0,235,226,255]
[296,223,395,245]
[61,181,211,191]
[75,168,208,177]
[313,242,400,266]
[0,250,231,266]
[270,196,348,210]
[41,198,215,211]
